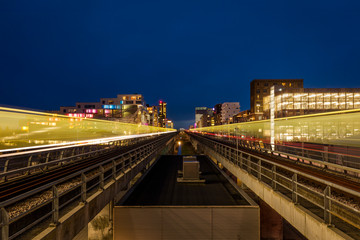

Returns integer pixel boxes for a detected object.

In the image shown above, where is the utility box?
[183,156,199,180]
[177,156,205,183]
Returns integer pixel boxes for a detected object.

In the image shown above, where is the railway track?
[190,132,360,193]
[189,132,360,239]
[0,134,172,203]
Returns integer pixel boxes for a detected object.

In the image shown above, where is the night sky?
[1,1,360,128]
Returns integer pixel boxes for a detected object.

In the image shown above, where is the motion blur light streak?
[0,107,175,150]
[190,109,360,148]
[0,131,174,157]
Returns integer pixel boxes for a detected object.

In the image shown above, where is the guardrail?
[0,132,172,182]
[189,132,360,236]
[194,132,360,178]
[0,132,175,240]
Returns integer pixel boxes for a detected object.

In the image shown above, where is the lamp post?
[234,127,239,163]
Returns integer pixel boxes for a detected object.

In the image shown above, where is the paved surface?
[121,155,249,206]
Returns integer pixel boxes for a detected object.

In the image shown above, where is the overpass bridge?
[0,107,360,239]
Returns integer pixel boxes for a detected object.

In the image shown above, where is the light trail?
[190,109,360,148]
[0,107,176,151]
[0,131,176,158]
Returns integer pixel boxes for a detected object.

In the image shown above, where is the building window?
[256,89,260,93]
[264,83,268,86]
[63,109,66,113]
[78,105,81,108]
[102,101,105,104]
[263,89,267,93]
[282,83,286,86]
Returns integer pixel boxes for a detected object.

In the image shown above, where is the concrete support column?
[109,200,114,234]
[260,200,283,240]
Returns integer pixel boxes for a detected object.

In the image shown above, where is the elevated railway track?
[188,131,360,239]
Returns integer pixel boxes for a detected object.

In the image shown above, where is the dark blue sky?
[1,0,360,128]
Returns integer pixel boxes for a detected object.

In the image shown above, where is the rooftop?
[120,155,250,206]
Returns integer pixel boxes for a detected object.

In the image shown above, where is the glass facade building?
[263,87,360,118]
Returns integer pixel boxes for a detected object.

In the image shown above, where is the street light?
[234,127,239,163]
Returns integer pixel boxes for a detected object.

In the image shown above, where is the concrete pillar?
[109,200,114,234]
[260,200,283,240]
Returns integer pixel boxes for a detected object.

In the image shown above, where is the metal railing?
[0,132,171,183]
[202,133,360,178]
[189,132,360,236]
[0,132,175,240]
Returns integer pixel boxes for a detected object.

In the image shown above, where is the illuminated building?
[213,104,222,125]
[195,107,208,125]
[250,79,304,115]
[263,87,360,118]
[59,94,147,123]
[221,102,240,124]
[147,106,159,127]
[158,101,167,127]
[195,107,215,128]
[233,110,252,123]
[165,119,174,129]
[159,101,167,118]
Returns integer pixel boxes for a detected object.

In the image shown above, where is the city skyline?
[1,1,360,128]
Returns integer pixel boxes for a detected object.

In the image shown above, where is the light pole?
[234,127,239,163]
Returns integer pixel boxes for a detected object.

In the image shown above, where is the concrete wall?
[114,206,259,240]
[192,138,352,240]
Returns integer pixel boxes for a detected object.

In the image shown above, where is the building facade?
[213,104,222,125]
[158,101,167,127]
[263,87,360,118]
[221,102,240,124]
[195,107,208,126]
[250,79,304,114]
[59,94,172,127]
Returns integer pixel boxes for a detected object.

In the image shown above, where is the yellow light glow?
[190,109,360,147]
[0,107,175,150]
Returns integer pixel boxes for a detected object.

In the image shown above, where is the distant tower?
[158,100,167,127]
[159,100,167,119]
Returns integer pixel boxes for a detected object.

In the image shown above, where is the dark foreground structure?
[114,155,259,240]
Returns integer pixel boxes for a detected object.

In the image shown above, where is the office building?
[221,102,240,124]
[263,87,360,118]
[250,79,304,114]
[158,101,167,127]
